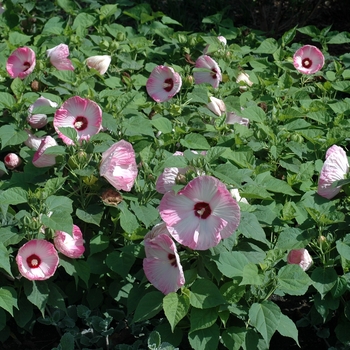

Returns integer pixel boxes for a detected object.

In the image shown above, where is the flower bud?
[4,153,22,169]
[206,97,226,116]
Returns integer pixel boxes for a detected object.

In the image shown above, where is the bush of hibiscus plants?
[2,1,350,349]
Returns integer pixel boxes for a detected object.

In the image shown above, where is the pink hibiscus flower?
[99,140,138,192]
[46,44,74,71]
[287,248,313,271]
[54,225,85,259]
[28,96,58,129]
[193,55,222,88]
[159,175,241,250]
[143,222,185,294]
[317,145,349,199]
[16,239,59,280]
[86,55,111,75]
[4,153,22,170]
[6,47,36,79]
[54,96,102,145]
[146,65,182,102]
[32,136,58,168]
[293,45,324,75]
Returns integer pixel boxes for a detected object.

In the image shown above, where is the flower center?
[302,58,312,68]
[163,78,174,92]
[74,116,88,131]
[194,202,211,219]
[168,253,177,267]
[27,254,41,268]
[211,68,217,79]
[23,61,31,72]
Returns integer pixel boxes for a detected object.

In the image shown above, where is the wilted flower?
[206,96,226,116]
[16,239,59,280]
[24,130,45,150]
[159,175,241,250]
[100,140,138,192]
[54,96,102,145]
[32,136,58,168]
[226,112,249,126]
[287,248,313,271]
[143,223,185,294]
[47,44,74,71]
[293,45,324,75]
[4,153,22,170]
[146,65,182,103]
[54,225,85,259]
[193,55,222,89]
[6,47,36,79]
[28,96,58,129]
[86,55,111,75]
[317,145,349,199]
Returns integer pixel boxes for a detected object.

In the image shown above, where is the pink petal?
[54,225,85,258]
[193,55,222,88]
[293,45,324,75]
[32,136,57,168]
[6,47,36,79]
[47,44,74,71]
[287,248,313,271]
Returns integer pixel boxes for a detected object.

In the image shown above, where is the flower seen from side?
[293,45,324,75]
[287,248,313,271]
[193,55,222,88]
[6,47,36,79]
[86,55,111,75]
[146,65,182,103]
[46,44,74,71]
[16,239,59,280]
[54,96,102,145]
[236,72,253,90]
[28,96,58,129]
[206,97,226,116]
[143,222,185,295]
[4,153,22,170]
[159,175,241,250]
[32,136,58,168]
[317,145,349,199]
[54,225,85,259]
[24,130,45,150]
[100,140,138,192]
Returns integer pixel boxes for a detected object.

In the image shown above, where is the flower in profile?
[146,65,182,103]
[24,130,45,150]
[16,239,59,280]
[28,96,58,129]
[143,222,185,295]
[159,175,241,250]
[236,72,253,90]
[100,140,138,192]
[4,153,22,170]
[293,45,324,75]
[46,44,74,71]
[32,136,58,168]
[54,96,102,145]
[54,225,85,259]
[6,47,36,79]
[206,97,226,116]
[226,112,249,126]
[86,55,111,75]
[317,145,349,199]
[287,248,313,271]
[193,55,222,88]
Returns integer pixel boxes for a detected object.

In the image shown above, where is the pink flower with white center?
[203,36,227,55]
[54,225,85,259]
[32,136,58,168]
[4,153,22,170]
[206,97,226,116]
[100,140,138,192]
[317,145,349,199]
[143,222,185,295]
[16,239,59,281]
[146,65,182,103]
[293,45,324,75]
[6,47,36,79]
[159,175,241,250]
[86,55,111,75]
[54,96,102,145]
[46,44,74,71]
[24,130,45,150]
[193,55,222,89]
[226,112,249,126]
[287,248,313,271]
[28,96,58,129]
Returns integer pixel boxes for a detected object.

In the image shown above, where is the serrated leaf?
[0,287,18,316]
[277,264,312,295]
[133,291,163,323]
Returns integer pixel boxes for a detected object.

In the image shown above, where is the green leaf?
[0,187,28,205]
[106,251,135,278]
[277,314,299,346]
[99,4,119,20]
[163,290,190,332]
[130,202,159,228]
[237,211,269,245]
[41,211,73,233]
[0,287,18,316]
[253,38,278,54]
[8,32,32,46]
[213,251,250,278]
[189,279,226,309]
[45,195,73,213]
[297,25,320,38]
[0,125,28,148]
[336,237,350,260]
[23,280,49,315]
[47,283,66,312]
[0,243,13,277]
[249,301,281,346]
[188,324,219,350]
[190,307,218,333]
[221,327,246,350]
[311,267,338,299]
[11,78,25,98]
[148,331,161,349]
[57,0,76,13]
[119,202,139,233]
[133,291,163,323]
[151,117,173,134]
[73,260,90,287]
[0,92,16,109]
[14,297,33,328]
[43,177,67,197]
[72,13,96,30]
[58,333,75,350]
[51,71,76,84]
[327,32,350,44]
[240,264,263,286]
[180,133,210,150]
[277,264,312,295]
[275,227,312,250]
[76,205,104,226]
[123,115,154,137]
[187,85,209,104]
[42,16,65,35]
[282,26,297,47]
[89,235,109,256]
